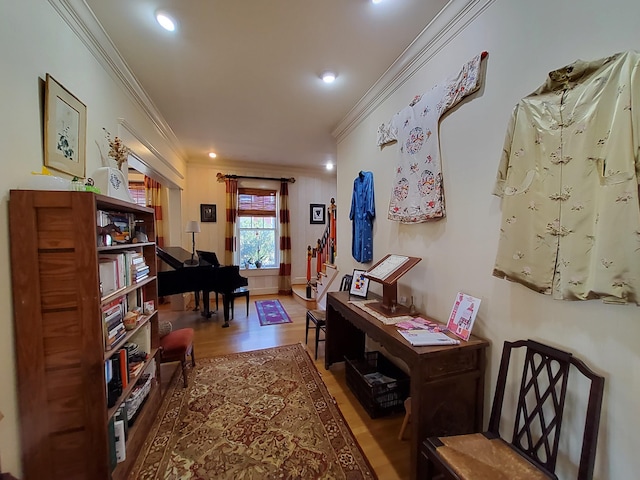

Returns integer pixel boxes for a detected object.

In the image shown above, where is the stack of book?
[103,298,126,350]
[129,251,150,283]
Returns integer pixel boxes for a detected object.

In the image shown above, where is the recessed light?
[156,10,176,31]
[322,71,336,84]
[326,163,334,171]
[208,152,217,159]
[372,0,383,4]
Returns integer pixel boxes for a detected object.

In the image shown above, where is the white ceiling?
[84,0,448,170]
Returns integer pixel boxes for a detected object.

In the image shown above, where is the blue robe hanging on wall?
[350,171,375,263]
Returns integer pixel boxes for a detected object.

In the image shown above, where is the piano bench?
[160,328,195,387]
[216,287,250,319]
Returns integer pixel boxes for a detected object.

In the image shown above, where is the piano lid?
[157,246,214,269]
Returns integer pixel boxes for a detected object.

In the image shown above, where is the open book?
[397,329,460,346]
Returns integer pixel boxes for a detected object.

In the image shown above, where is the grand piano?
[156,246,248,328]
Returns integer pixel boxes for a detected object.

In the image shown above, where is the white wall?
[335,0,639,478]
[0,0,186,475]
[184,162,336,294]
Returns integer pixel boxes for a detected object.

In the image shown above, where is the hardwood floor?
[158,293,410,480]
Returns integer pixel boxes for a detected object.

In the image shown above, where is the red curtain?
[224,178,238,265]
[278,181,292,295]
[144,176,164,247]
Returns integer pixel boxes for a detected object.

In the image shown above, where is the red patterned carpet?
[131,344,376,479]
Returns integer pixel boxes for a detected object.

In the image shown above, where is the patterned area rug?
[255,299,292,325]
[131,344,376,479]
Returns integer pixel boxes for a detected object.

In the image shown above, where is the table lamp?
[184,220,201,266]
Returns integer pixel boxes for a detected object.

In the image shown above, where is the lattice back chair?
[305,274,352,360]
[422,339,605,480]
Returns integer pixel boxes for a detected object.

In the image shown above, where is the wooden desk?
[325,291,489,480]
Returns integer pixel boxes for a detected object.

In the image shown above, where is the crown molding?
[48,0,186,160]
[332,0,495,142]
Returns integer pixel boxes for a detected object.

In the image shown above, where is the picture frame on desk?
[350,269,370,298]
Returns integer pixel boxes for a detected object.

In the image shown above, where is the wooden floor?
[159,293,411,480]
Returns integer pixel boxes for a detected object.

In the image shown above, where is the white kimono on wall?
[377,52,485,223]
[493,51,640,304]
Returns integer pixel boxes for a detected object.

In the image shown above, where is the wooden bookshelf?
[9,190,160,480]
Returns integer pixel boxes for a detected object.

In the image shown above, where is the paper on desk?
[397,329,460,346]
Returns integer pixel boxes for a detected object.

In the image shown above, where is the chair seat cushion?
[432,433,552,480]
[307,309,326,324]
[160,328,194,357]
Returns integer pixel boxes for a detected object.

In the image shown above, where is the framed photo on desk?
[350,269,370,298]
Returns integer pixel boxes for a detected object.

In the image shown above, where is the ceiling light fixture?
[372,0,383,4]
[326,163,334,171]
[156,10,176,31]
[321,71,336,84]
[208,152,217,159]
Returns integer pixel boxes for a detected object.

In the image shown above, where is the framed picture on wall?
[310,204,325,224]
[350,269,370,298]
[44,74,87,178]
[200,204,216,223]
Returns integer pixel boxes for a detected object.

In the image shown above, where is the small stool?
[160,328,195,387]
[216,287,250,319]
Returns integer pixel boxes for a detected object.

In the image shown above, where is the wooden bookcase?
[9,190,161,480]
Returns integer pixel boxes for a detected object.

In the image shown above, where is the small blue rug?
[255,299,292,326]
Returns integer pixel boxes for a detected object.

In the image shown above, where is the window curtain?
[224,178,238,265]
[144,176,164,247]
[278,180,292,295]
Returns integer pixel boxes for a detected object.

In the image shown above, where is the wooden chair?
[305,274,352,360]
[159,327,196,387]
[421,339,605,480]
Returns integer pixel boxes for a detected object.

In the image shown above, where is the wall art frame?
[44,74,87,178]
[200,204,217,223]
[310,203,325,224]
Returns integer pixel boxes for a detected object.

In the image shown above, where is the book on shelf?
[114,419,126,463]
[397,329,460,346]
[118,348,129,389]
[108,417,117,472]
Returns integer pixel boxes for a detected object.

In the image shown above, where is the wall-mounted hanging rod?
[216,173,295,183]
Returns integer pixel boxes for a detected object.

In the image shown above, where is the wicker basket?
[345,351,410,418]
[125,374,152,424]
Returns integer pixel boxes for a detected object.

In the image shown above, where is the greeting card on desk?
[398,329,460,346]
[447,292,481,341]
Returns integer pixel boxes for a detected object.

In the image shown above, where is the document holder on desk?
[363,254,421,317]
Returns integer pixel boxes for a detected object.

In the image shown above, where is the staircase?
[293,198,338,309]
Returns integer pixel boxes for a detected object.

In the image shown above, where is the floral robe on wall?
[493,51,640,304]
[377,52,485,223]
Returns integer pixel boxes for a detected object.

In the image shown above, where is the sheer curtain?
[278,180,292,295]
[144,176,164,247]
[224,178,238,265]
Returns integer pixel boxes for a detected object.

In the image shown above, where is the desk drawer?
[424,349,480,380]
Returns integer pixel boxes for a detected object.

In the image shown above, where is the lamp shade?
[185,221,201,233]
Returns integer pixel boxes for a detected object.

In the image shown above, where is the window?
[237,188,278,269]
[128,181,146,207]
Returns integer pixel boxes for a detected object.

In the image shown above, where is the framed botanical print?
[44,74,87,178]
[350,269,370,298]
[310,204,325,224]
[200,204,217,222]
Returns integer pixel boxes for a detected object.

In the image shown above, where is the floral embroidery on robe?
[377,53,485,223]
[493,51,640,304]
